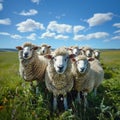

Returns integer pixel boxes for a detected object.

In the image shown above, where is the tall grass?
[0,51,120,120]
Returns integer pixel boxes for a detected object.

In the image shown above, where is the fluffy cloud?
[26,33,37,40]
[73,25,85,34]
[87,13,113,27]
[47,21,72,33]
[114,30,120,34]
[31,0,40,4]
[73,35,85,41]
[113,23,120,28]
[74,32,109,41]
[19,9,38,16]
[0,32,23,39]
[16,19,45,32]
[0,32,10,36]
[0,18,11,25]
[112,36,120,40]
[11,34,22,39]
[0,3,3,11]
[41,31,56,38]
[55,35,69,40]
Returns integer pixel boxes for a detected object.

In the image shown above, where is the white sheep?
[81,46,94,58]
[44,47,74,111]
[16,42,48,94]
[93,49,101,60]
[67,46,82,56]
[37,43,51,55]
[72,55,104,109]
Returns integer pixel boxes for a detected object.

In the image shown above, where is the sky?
[0,0,120,49]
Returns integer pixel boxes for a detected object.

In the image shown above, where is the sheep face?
[53,55,69,74]
[72,48,80,56]
[85,50,93,57]
[16,45,38,60]
[94,51,100,58]
[45,54,74,74]
[22,46,34,59]
[41,46,47,54]
[76,59,88,73]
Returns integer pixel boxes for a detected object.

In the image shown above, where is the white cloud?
[47,21,72,33]
[73,35,85,41]
[19,9,38,16]
[0,3,3,11]
[0,18,11,25]
[55,34,69,40]
[114,30,120,34]
[103,39,111,42]
[87,13,113,27]
[0,32,10,36]
[11,34,22,39]
[26,33,37,40]
[112,36,120,40]
[73,25,85,34]
[0,31,23,39]
[113,23,120,28]
[41,31,56,38]
[74,32,109,41]
[31,0,40,4]
[16,19,45,32]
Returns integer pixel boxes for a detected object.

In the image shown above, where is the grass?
[0,50,120,120]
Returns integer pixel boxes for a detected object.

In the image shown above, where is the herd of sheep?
[16,42,104,111]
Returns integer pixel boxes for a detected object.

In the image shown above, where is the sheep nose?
[24,52,28,57]
[43,50,45,53]
[80,68,85,72]
[58,65,64,70]
[75,52,78,55]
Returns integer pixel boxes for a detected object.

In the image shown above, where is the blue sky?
[0,0,120,49]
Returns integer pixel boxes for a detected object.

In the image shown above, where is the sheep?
[37,43,51,55]
[16,42,48,94]
[66,46,82,56]
[81,46,94,58]
[93,49,101,60]
[72,55,104,109]
[44,47,74,111]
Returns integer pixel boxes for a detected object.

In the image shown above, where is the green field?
[0,51,120,120]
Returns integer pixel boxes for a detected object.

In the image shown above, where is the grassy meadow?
[0,50,120,120]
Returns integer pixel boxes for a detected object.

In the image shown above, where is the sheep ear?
[72,58,76,62]
[33,46,39,50]
[44,54,53,59]
[88,58,94,61]
[69,54,75,59]
[68,48,72,51]
[48,46,51,48]
[65,48,72,51]
[16,46,23,50]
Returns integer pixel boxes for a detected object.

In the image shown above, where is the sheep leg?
[36,86,39,95]
[63,96,68,110]
[94,88,97,96]
[30,81,34,92]
[36,81,40,95]
[83,92,88,112]
[77,92,81,104]
[53,96,57,111]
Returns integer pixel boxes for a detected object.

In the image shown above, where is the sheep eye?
[54,58,56,61]
[65,57,68,62]
[65,58,67,62]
